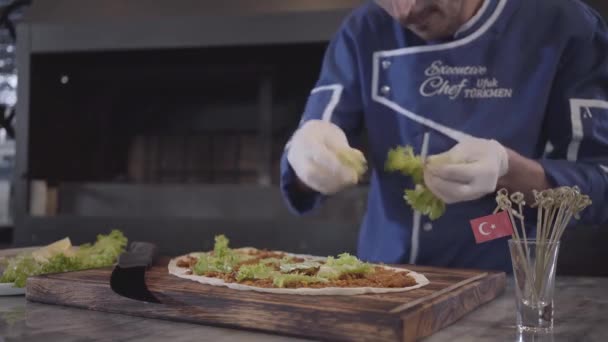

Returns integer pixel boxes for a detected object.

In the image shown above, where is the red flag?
[470,211,514,244]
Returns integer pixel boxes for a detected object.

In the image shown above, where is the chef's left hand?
[423,137,510,204]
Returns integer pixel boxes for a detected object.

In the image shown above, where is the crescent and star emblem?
[478,222,497,236]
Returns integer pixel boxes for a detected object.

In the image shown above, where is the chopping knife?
[110,241,160,303]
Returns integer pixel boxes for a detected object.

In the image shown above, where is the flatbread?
[168,248,430,296]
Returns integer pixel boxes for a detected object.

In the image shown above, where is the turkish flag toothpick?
[470,211,514,244]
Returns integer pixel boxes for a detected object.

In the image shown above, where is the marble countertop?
[0,276,606,342]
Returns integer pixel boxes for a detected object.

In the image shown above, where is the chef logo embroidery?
[420,60,513,100]
[469,210,514,244]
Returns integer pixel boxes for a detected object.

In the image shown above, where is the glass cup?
[508,239,560,333]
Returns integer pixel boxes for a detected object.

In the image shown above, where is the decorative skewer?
[494,186,592,302]
[495,190,538,301]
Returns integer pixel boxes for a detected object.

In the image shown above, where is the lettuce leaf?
[385,146,423,184]
[75,229,127,269]
[193,235,241,275]
[39,253,85,275]
[213,235,231,259]
[272,273,327,288]
[385,145,446,220]
[2,254,84,288]
[317,253,373,280]
[193,254,221,274]
[279,260,321,273]
[0,230,128,288]
[236,263,277,282]
[193,252,241,274]
[337,149,367,181]
[405,184,446,221]
[0,254,42,288]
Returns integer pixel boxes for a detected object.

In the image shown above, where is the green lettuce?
[193,254,221,274]
[75,229,127,269]
[317,253,373,280]
[272,273,327,288]
[193,235,241,275]
[405,184,446,221]
[236,263,277,282]
[385,145,446,220]
[336,149,367,180]
[40,254,85,274]
[0,230,127,288]
[0,254,43,288]
[213,235,231,258]
[279,260,321,273]
[385,146,424,184]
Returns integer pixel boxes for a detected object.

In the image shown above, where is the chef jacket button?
[380,85,391,95]
[382,60,391,69]
[423,223,433,232]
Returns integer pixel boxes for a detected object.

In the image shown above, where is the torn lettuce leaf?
[0,255,42,288]
[405,184,446,221]
[316,266,340,280]
[272,273,327,288]
[193,254,224,274]
[213,235,231,259]
[236,263,277,282]
[2,253,85,288]
[192,250,240,274]
[317,253,373,280]
[336,148,367,181]
[385,146,424,184]
[193,235,241,275]
[385,145,446,220]
[39,253,85,275]
[0,230,128,288]
[74,229,128,269]
[279,260,321,273]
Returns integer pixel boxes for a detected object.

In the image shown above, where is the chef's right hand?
[287,120,365,195]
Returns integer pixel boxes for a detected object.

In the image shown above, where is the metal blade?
[110,242,160,303]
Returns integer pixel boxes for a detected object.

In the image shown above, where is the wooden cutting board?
[25,261,505,342]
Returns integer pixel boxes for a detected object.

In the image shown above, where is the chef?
[279,0,608,272]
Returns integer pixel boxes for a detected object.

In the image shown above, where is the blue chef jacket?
[280,0,608,272]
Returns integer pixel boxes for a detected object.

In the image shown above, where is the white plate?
[0,246,41,296]
[0,282,25,296]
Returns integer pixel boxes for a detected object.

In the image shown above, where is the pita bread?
[168,248,430,296]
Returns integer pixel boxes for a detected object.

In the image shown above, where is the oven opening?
[27,44,335,217]
[20,40,369,256]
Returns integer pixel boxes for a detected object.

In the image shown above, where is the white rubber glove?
[287,120,365,195]
[423,137,509,204]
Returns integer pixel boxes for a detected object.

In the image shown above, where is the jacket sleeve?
[279,20,365,215]
[538,9,608,226]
